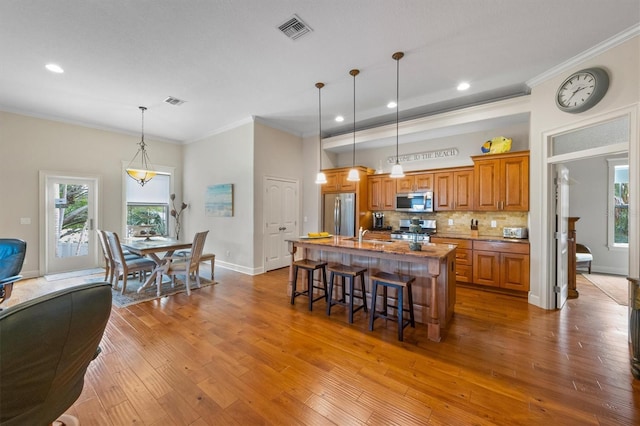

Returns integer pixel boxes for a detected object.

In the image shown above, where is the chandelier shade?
[126,106,156,186]
[346,68,360,182]
[314,82,327,185]
[389,51,405,178]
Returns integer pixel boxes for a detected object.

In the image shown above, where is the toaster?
[503,227,528,239]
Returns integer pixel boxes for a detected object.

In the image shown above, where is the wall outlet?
[491,220,497,228]
[226,250,231,257]
[448,219,454,226]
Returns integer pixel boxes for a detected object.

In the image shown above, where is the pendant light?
[346,68,360,182]
[314,82,327,184]
[126,106,156,186]
[390,52,405,178]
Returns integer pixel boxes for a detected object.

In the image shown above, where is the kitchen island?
[287,236,456,342]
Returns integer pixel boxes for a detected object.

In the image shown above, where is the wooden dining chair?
[97,230,114,284]
[97,230,145,286]
[104,231,156,294]
[159,231,209,296]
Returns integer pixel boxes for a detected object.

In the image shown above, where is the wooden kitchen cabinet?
[431,237,472,283]
[321,167,360,193]
[368,175,396,210]
[472,151,529,211]
[396,172,433,193]
[434,167,474,211]
[472,240,530,291]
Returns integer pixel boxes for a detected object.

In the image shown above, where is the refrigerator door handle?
[335,197,341,235]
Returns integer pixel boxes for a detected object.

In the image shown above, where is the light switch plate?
[20,217,31,225]
[491,220,497,228]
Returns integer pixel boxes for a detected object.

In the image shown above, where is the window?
[126,173,171,237]
[608,158,629,248]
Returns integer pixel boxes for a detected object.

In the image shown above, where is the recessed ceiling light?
[387,101,397,109]
[335,116,344,122]
[45,63,64,74]
[457,82,470,91]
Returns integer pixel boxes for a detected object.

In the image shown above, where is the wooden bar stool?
[369,271,416,341]
[326,264,368,323]
[290,259,328,311]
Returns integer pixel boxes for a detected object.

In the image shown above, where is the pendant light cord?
[316,82,324,169]
[396,56,399,162]
[350,69,359,167]
[392,52,404,165]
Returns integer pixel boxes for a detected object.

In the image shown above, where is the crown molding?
[527,24,640,88]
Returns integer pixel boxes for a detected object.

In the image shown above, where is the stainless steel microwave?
[395,192,434,212]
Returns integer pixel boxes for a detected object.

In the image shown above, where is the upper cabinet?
[434,167,474,211]
[322,168,361,193]
[396,172,433,193]
[368,175,396,210]
[472,151,529,211]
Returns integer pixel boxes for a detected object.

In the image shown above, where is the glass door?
[44,174,98,274]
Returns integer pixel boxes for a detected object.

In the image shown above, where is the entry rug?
[86,275,217,308]
[582,273,627,306]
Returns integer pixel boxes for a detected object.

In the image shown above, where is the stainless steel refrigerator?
[323,193,356,237]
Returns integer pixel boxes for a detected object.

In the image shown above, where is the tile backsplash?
[379,210,528,237]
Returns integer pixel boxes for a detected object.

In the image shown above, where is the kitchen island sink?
[344,237,395,244]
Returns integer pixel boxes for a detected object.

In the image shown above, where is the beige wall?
[253,122,304,273]
[0,111,183,277]
[334,121,530,171]
[182,122,255,273]
[528,35,639,308]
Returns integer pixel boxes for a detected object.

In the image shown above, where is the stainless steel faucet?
[358,227,368,243]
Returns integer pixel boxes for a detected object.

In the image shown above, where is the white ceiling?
[1,1,638,145]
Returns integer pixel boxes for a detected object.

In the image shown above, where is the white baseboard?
[215,261,262,276]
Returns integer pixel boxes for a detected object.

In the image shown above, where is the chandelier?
[126,106,156,186]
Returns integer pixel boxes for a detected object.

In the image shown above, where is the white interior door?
[264,178,298,271]
[555,164,570,308]
[43,173,98,274]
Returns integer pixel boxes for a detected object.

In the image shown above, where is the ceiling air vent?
[164,96,186,106]
[278,14,312,40]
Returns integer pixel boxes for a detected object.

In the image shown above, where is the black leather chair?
[0,281,112,425]
[0,238,26,304]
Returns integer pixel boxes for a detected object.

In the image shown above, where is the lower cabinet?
[432,237,530,292]
[473,241,530,291]
[430,237,472,283]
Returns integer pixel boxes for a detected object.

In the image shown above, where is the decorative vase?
[409,240,422,251]
[408,216,422,251]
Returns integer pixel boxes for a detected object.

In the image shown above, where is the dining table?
[121,237,192,294]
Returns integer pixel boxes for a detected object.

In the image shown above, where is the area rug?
[45,268,105,281]
[582,273,628,306]
[86,275,217,308]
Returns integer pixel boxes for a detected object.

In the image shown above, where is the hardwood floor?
[6,268,640,425]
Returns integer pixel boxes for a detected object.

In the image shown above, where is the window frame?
[607,158,629,249]
[121,162,176,238]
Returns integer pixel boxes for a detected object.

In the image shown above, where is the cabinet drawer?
[473,241,529,254]
[455,264,472,283]
[431,237,472,249]
[456,248,472,265]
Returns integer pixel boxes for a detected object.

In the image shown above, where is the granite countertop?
[432,232,530,244]
[290,235,456,259]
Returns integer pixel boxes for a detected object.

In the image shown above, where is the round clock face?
[556,67,609,114]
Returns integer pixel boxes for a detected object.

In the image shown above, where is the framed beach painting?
[205,184,233,217]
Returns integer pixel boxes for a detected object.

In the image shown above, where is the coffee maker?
[373,212,385,229]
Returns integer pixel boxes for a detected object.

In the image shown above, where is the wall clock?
[555,67,609,114]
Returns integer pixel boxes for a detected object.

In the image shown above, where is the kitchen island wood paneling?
[287,236,456,342]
